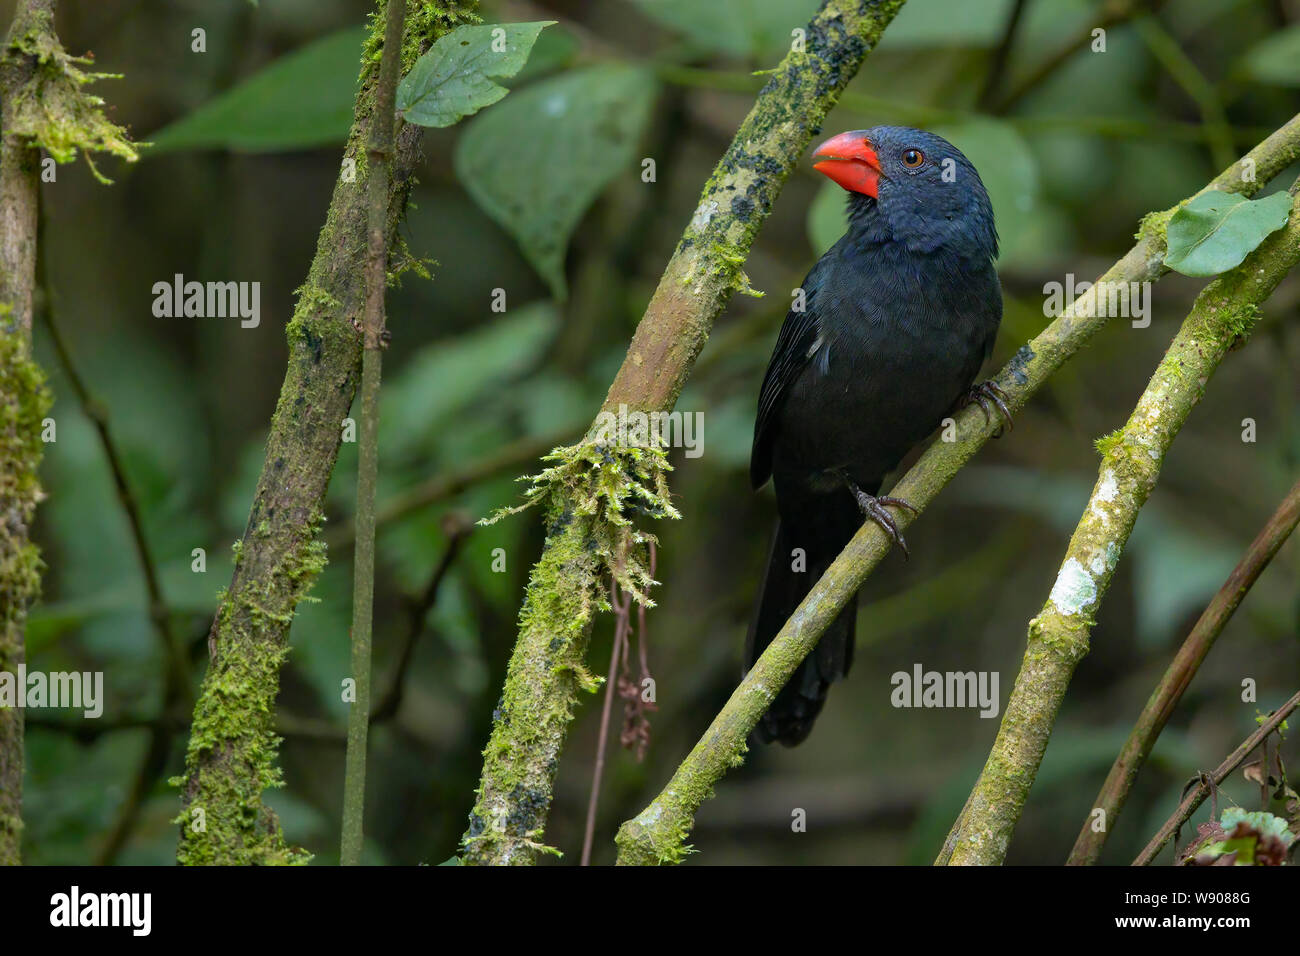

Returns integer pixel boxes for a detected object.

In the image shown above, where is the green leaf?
[1239,25,1300,87]
[1164,190,1291,277]
[454,64,658,299]
[397,22,555,128]
[628,0,818,59]
[148,27,365,153]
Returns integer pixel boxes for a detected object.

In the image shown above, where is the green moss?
[361,0,482,80]
[463,439,680,863]
[0,329,51,867]
[1,5,141,183]
[175,513,327,865]
[1093,428,1125,458]
[1135,207,1174,246]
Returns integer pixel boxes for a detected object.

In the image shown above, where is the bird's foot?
[848,483,919,560]
[963,380,1014,436]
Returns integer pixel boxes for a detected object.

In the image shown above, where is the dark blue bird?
[748,126,1005,746]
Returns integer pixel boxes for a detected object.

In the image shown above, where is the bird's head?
[812,126,998,259]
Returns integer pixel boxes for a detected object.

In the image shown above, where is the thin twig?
[1133,14,1235,170]
[37,214,191,866]
[1133,690,1300,865]
[977,0,1029,109]
[1068,477,1300,865]
[992,0,1157,114]
[340,0,404,868]
[370,514,472,722]
[581,580,632,866]
[328,429,567,550]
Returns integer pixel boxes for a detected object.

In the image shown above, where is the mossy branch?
[943,182,1300,867]
[460,0,910,866]
[614,114,1300,867]
[0,0,139,184]
[174,0,479,867]
[1,0,119,866]
[1067,476,1300,866]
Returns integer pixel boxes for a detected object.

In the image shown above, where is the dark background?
[8,0,1300,864]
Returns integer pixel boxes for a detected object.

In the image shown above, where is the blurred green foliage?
[8,0,1300,866]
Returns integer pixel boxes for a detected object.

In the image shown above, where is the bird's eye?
[901,148,925,168]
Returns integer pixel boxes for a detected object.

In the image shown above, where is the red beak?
[812,131,881,198]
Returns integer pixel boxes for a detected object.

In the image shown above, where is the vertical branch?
[1067,477,1300,865]
[176,0,479,866]
[341,0,405,867]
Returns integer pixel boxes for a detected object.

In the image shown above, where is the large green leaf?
[397,22,554,128]
[454,64,658,299]
[1240,25,1300,87]
[149,27,365,153]
[629,0,818,59]
[1164,190,1291,277]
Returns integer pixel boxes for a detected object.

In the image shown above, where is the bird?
[746,126,1007,746]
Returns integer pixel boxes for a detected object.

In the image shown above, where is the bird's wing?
[750,257,830,489]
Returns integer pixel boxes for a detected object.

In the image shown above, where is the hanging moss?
[462,440,677,864]
[1,1,140,183]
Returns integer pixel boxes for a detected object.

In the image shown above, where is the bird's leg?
[842,475,919,560]
[961,380,1014,436]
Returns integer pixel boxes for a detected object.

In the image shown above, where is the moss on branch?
[614,115,1300,867]
[944,185,1300,867]
[461,0,908,866]
[175,0,478,866]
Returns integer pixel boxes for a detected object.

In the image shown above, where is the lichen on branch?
[944,183,1300,867]
[614,113,1300,867]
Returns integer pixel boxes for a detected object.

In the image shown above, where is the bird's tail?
[746,507,858,746]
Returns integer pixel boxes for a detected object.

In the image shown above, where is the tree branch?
[1133,689,1300,865]
[176,0,479,866]
[340,0,405,868]
[614,113,1300,866]
[944,180,1300,867]
[1067,476,1300,865]
[460,0,910,866]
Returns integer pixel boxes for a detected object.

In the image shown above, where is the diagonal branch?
[1133,689,1300,865]
[614,114,1300,866]
[944,181,1300,867]
[1068,476,1300,865]
[460,0,910,866]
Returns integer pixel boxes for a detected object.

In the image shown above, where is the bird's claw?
[964,381,1014,437]
[849,487,918,560]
